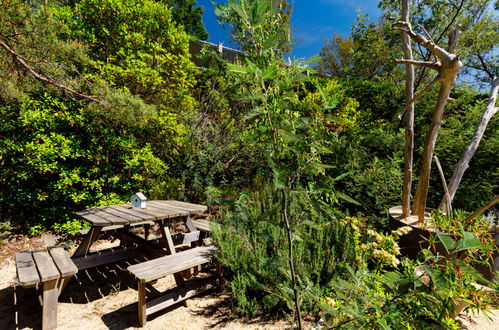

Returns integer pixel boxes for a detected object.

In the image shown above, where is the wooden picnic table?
[72,200,208,270]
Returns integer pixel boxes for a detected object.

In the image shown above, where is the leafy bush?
[0,93,180,233]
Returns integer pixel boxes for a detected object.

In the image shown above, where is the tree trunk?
[410,25,463,222]
[412,79,455,221]
[440,76,499,210]
[400,0,415,218]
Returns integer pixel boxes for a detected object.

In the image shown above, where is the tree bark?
[400,0,415,218]
[440,76,499,210]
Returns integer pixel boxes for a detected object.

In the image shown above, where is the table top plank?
[147,201,195,216]
[77,200,207,227]
[147,203,189,219]
[158,200,208,214]
[15,250,41,286]
[32,249,60,282]
[118,204,171,219]
[99,207,144,224]
[74,212,112,227]
[48,247,78,277]
[108,205,156,221]
[89,208,132,225]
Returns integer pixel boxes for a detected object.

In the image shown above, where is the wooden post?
[42,279,58,330]
[138,281,147,327]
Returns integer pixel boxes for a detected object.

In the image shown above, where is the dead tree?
[400,0,415,218]
[394,22,463,222]
[440,76,499,210]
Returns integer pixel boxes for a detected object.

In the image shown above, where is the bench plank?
[15,251,40,287]
[192,219,219,232]
[32,250,60,282]
[48,248,78,277]
[128,245,217,283]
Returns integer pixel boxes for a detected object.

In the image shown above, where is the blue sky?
[198,1,382,59]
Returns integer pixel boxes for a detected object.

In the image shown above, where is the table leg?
[158,221,186,299]
[119,224,131,246]
[73,226,103,257]
[159,223,176,255]
[138,281,147,327]
[42,279,58,330]
[185,216,197,232]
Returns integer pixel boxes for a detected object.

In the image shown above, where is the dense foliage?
[0,0,497,328]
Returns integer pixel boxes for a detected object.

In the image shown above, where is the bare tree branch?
[440,76,499,210]
[394,59,440,70]
[398,75,442,119]
[0,38,103,104]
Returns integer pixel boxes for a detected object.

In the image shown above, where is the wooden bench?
[127,244,219,326]
[191,219,215,233]
[15,247,78,330]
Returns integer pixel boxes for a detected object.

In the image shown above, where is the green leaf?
[336,192,360,205]
[454,230,483,251]
[227,63,249,74]
[435,230,456,253]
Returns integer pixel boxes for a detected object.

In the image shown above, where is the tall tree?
[315,15,400,81]
[215,0,294,58]
[70,0,197,110]
[166,0,209,40]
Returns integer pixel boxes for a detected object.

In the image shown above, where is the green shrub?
[213,186,360,315]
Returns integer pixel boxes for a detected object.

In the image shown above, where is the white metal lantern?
[131,192,147,209]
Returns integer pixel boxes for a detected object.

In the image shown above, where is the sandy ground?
[0,232,497,329]
[0,233,291,329]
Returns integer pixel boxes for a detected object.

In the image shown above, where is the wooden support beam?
[42,279,58,330]
[71,245,143,271]
[138,281,147,327]
[145,279,214,316]
[73,227,103,257]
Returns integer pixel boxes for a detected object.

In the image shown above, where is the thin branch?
[417,24,435,45]
[394,59,440,70]
[398,75,442,119]
[435,0,465,45]
[464,195,499,224]
[433,156,452,216]
[0,39,103,104]
[476,52,495,80]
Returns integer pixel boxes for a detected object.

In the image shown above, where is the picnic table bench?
[128,244,219,326]
[14,200,218,328]
[72,200,208,270]
[15,247,78,330]
[73,200,219,326]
